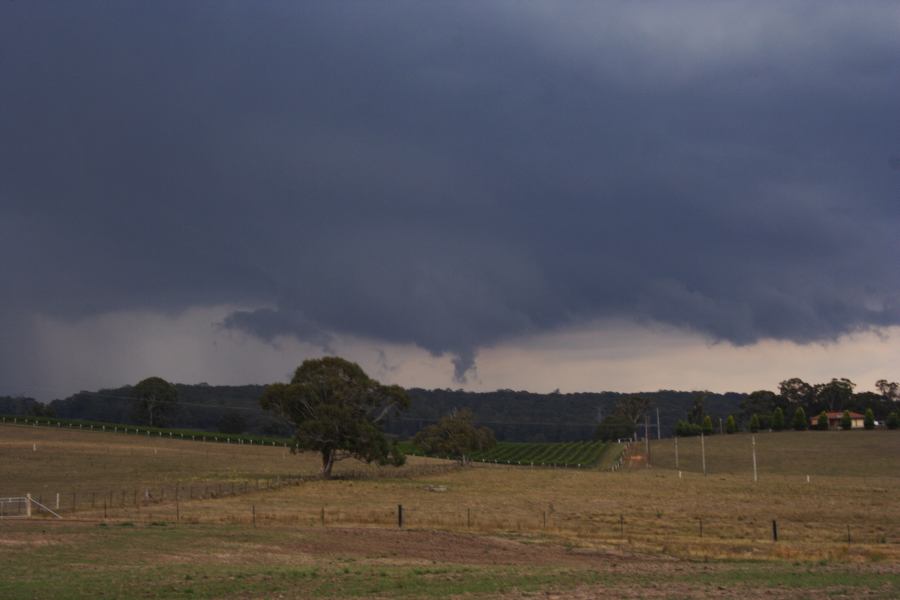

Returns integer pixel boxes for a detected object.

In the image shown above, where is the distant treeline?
[6,378,893,443]
[0,387,746,442]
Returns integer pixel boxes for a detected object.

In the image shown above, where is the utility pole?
[644,414,651,467]
[656,407,661,440]
[700,432,707,476]
[674,436,679,470]
[752,435,758,483]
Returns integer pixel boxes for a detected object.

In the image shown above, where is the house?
[809,411,866,430]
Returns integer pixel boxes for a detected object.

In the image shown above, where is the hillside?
[646,429,900,478]
[27,385,746,442]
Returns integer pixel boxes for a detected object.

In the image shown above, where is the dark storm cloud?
[2,2,899,385]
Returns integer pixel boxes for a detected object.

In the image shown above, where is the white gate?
[0,495,63,519]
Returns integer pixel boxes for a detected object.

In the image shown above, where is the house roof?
[822,411,865,418]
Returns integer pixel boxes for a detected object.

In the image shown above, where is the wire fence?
[15,494,897,548]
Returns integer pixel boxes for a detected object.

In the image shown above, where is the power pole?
[751,435,758,483]
[656,407,661,440]
[700,432,707,476]
[644,414,651,467]
[674,436,679,470]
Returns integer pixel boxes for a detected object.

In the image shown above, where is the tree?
[414,409,496,465]
[792,407,807,431]
[816,411,829,431]
[749,414,760,433]
[864,408,875,430]
[887,411,900,430]
[218,411,247,434]
[725,415,737,434]
[675,420,702,437]
[702,415,714,435]
[613,395,652,429]
[875,379,899,402]
[778,378,814,406]
[132,377,177,428]
[840,410,852,431]
[740,390,778,421]
[771,407,785,431]
[688,393,707,425]
[815,378,855,412]
[595,412,637,442]
[259,357,410,478]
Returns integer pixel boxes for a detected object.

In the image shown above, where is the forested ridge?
[1,386,744,442]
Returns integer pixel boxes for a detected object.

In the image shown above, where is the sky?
[2,2,899,401]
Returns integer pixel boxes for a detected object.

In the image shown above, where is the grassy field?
[645,429,900,477]
[1,423,898,598]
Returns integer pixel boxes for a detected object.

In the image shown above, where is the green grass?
[403,440,609,467]
[1,523,896,599]
[0,414,292,448]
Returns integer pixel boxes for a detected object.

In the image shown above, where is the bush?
[749,414,760,433]
[792,407,807,431]
[675,420,702,437]
[864,408,875,430]
[595,413,636,442]
[887,411,900,430]
[840,410,852,430]
[772,407,785,431]
[702,415,714,435]
[816,411,829,431]
[725,415,737,434]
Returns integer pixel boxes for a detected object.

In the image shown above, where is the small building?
[809,411,866,430]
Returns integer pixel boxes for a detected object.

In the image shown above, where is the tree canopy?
[132,376,177,428]
[259,356,410,478]
[413,408,496,464]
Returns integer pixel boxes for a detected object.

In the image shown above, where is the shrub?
[771,407,785,431]
[816,411,829,431]
[887,412,899,430]
[725,415,737,434]
[840,410,852,430]
[676,420,702,437]
[864,408,875,430]
[595,413,636,442]
[792,407,807,431]
[702,415,714,435]
[749,414,760,433]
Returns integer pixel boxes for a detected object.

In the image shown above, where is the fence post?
[772,520,778,542]
[56,493,60,510]
[26,493,32,518]
[398,504,403,528]
[252,504,256,528]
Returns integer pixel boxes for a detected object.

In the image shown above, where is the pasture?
[1,423,899,598]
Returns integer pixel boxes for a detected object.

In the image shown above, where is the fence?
[21,495,894,548]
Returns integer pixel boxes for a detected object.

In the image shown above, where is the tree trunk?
[321,449,335,479]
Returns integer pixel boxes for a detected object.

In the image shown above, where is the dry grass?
[0,423,453,508]
[3,423,899,563]
[646,430,900,477]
